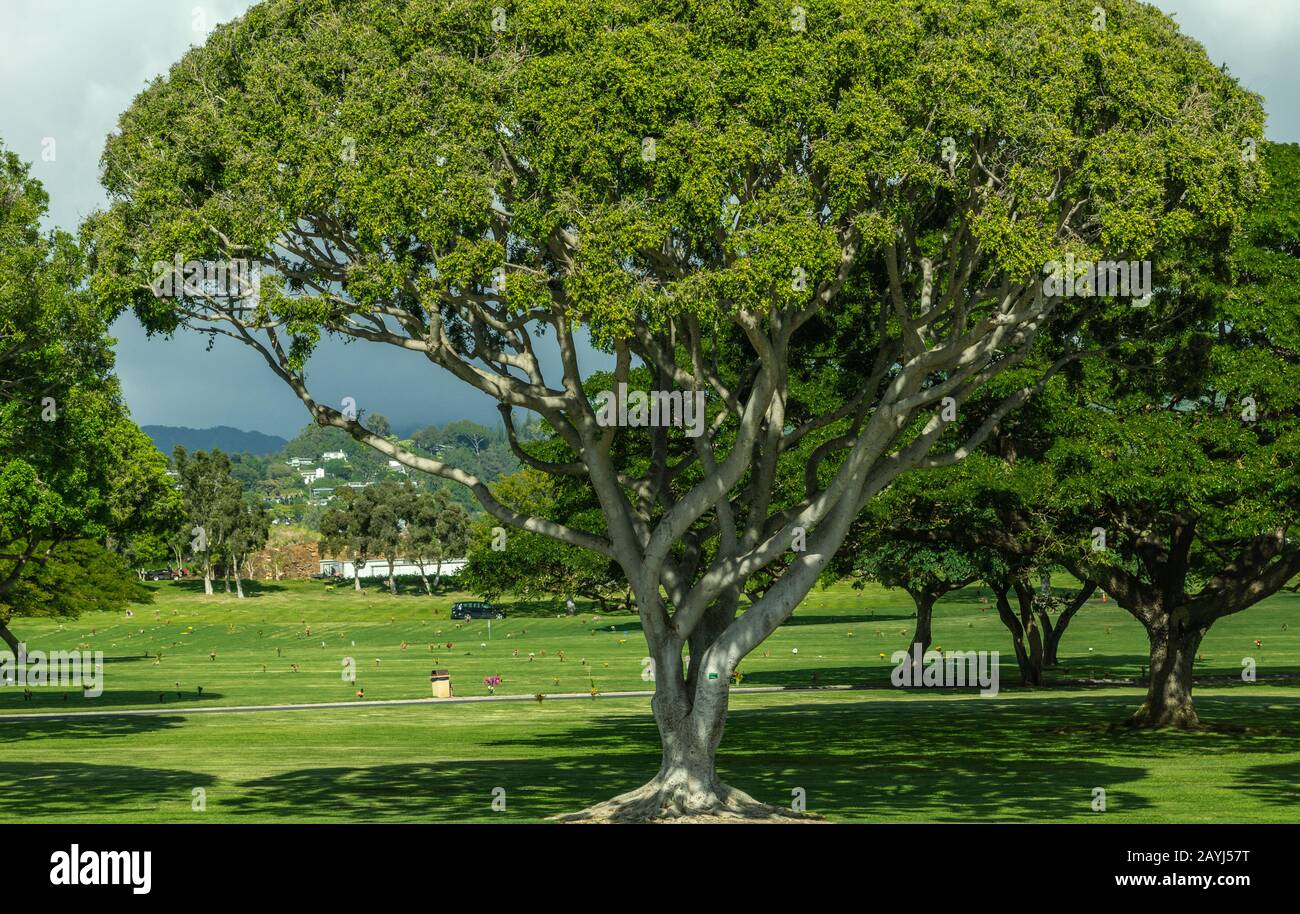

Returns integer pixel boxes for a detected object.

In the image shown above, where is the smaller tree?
[317,482,408,593]
[172,447,242,595]
[1034,572,1097,667]
[225,500,270,598]
[460,470,630,611]
[841,538,990,659]
[367,483,405,596]
[319,488,374,592]
[405,489,470,595]
[4,539,152,630]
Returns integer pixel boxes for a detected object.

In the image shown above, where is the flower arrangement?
[483,674,502,695]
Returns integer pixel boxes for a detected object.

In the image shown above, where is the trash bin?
[431,669,451,699]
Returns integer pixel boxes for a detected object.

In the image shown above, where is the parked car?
[311,569,343,581]
[141,568,177,581]
[450,600,505,620]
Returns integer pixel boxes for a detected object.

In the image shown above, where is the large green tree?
[1023,144,1296,727]
[1,142,178,651]
[87,0,1261,818]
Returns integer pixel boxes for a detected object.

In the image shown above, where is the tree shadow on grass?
[499,598,639,620]
[159,580,287,597]
[735,661,1154,690]
[0,690,226,714]
[739,665,886,688]
[213,697,1176,822]
[0,761,215,819]
[780,613,914,627]
[225,757,651,822]
[0,712,187,742]
[99,654,155,665]
[473,693,1300,821]
[1227,760,1300,807]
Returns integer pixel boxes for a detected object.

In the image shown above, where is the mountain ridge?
[142,425,289,457]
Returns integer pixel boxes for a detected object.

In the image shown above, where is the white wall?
[319,558,466,579]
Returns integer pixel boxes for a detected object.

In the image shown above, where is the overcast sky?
[1,0,1295,435]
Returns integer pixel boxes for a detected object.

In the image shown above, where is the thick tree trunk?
[1013,580,1045,685]
[1128,619,1204,729]
[554,628,808,823]
[353,563,363,592]
[203,564,214,596]
[233,556,245,599]
[555,679,776,821]
[418,567,432,596]
[387,559,396,596]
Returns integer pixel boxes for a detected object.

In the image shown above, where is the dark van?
[450,601,505,620]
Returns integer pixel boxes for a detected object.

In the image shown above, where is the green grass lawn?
[2,578,1298,822]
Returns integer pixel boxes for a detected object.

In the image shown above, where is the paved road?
[0,684,835,722]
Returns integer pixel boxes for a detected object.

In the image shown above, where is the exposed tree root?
[552,778,822,824]
[1123,703,1203,730]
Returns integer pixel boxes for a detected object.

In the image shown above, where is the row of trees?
[859,142,1300,727]
[319,482,470,594]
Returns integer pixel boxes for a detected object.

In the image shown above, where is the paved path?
[7,673,1293,723]
[0,684,840,722]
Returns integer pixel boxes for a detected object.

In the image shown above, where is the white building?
[300,467,326,484]
[386,459,408,474]
[321,451,348,461]
[319,558,467,579]
[285,457,314,468]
